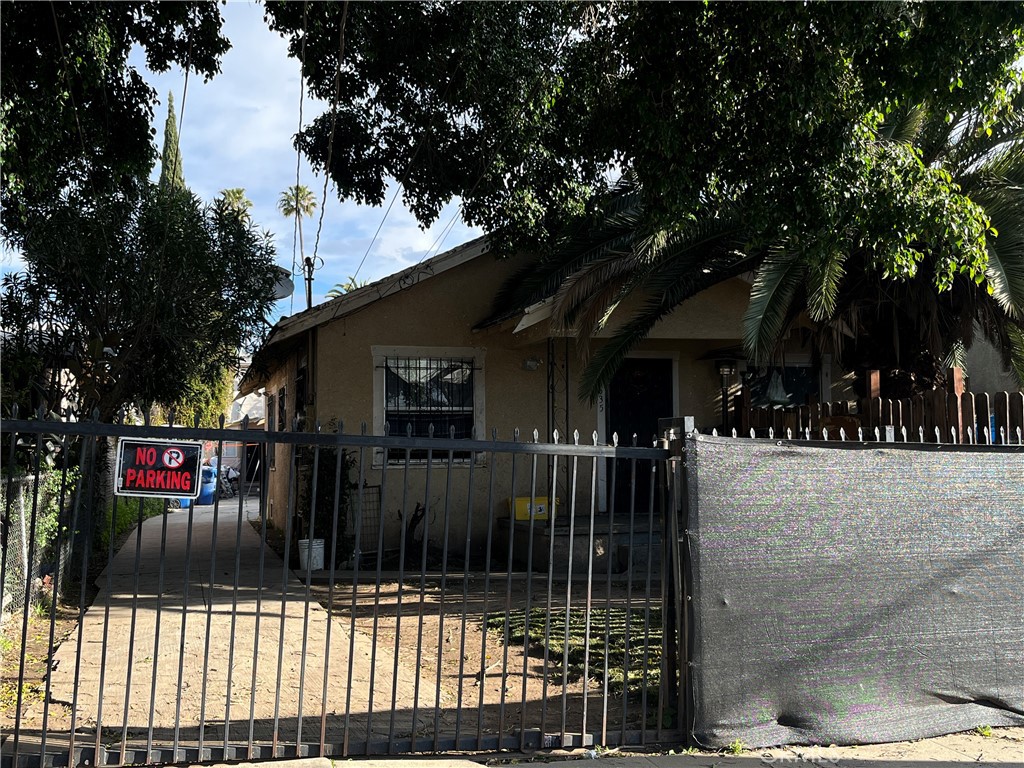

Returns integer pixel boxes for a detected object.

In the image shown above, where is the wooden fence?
[742,386,1024,445]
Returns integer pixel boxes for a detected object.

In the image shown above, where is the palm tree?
[218,188,253,221]
[743,101,1024,395]
[278,184,318,309]
[495,101,1024,400]
[325,275,369,299]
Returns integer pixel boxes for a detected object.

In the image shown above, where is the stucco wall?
[260,252,756,557]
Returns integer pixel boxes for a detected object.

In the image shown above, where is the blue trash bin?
[197,466,217,505]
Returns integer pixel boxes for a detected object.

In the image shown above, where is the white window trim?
[371,345,487,468]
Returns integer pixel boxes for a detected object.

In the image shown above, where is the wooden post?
[736,384,751,436]
[1009,392,1024,445]
[947,367,966,442]
[866,370,881,399]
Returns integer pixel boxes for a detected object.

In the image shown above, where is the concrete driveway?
[18,497,435,762]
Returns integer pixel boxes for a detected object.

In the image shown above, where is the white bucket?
[298,538,325,571]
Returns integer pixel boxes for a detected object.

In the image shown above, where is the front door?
[607,357,674,514]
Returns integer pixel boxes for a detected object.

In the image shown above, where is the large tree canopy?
[496,96,1024,399]
[266,2,1023,257]
[0,1,228,242]
[267,0,1024,397]
[0,1,279,423]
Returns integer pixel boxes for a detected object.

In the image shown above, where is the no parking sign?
[115,437,202,498]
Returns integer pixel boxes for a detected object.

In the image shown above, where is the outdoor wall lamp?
[522,356,542,371]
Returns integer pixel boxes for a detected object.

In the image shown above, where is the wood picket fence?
[743,389,1024,445]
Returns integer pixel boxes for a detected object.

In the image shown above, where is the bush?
[93,496,165,554]
[294,443,356,569]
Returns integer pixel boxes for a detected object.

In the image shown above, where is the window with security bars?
[384,356,475,461]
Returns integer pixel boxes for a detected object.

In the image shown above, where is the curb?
[192,760,334,768]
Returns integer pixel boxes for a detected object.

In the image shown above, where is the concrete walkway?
[18,498,436,759]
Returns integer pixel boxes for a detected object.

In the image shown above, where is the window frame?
[371,345,486,467]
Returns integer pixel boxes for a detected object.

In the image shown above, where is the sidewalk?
[196,724,1024,767]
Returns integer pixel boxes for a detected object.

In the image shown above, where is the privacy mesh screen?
[684,435,1024,749]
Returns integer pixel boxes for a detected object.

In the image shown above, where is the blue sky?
[3,0,479,323]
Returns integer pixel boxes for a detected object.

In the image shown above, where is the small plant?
[725,739,745,755]
[32,595,51,619]
[975,724,993,737]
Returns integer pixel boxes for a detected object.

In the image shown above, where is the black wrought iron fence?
[0,415,678,768]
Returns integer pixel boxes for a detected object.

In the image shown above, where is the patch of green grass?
[725,739,745,755]
[975,724,993,737]
[486,606,663,698]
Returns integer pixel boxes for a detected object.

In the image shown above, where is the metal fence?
[0,416,678,768]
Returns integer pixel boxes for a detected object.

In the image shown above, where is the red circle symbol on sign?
[162,447,185,469]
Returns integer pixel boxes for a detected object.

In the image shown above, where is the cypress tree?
[158,91,185,190]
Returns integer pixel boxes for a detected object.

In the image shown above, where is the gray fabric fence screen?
[683,435,1024,749]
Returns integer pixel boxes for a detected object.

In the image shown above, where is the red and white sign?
[115,438,202,498]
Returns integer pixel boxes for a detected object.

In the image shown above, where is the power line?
[311,1,350,290]
[288,1,310,314]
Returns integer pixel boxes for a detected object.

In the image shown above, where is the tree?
[219,188,253,221]
[278,184,318,309]
[265,1,1024,397]
[158,92,186,191]
[325,276,369,298]
[1,184,278,422]
[1,1,229,244]
[495,96,1024,399]
[264,1,1024,263]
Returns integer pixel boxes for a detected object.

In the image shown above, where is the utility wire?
[311,1,350,288]
[409,24,576,270]
[288,1,310,314]
[350,65,464,284]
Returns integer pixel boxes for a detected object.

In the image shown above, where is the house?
[239,236,840,559]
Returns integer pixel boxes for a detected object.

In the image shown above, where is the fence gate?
[1,416,680,767]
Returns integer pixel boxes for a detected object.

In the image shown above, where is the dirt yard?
[310,575,666,749]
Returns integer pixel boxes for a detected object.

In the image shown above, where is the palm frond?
[970,186,1024,319]
[578,249,759,400]
[1009,323,1024,388]
[806,249,847,321]
[742,248,807,365]
[550,253,637,331]
[881,104,928,145]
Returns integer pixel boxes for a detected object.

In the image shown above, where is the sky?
[3,0,480,323]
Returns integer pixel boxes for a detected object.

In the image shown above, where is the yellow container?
[510,496,555,521]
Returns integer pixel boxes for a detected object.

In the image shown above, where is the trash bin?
[298,538,325,571]
[197,466,217,505]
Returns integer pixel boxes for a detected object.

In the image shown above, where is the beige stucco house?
[240,236,836,559]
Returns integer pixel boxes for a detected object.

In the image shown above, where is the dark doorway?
[607,357,674,514]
